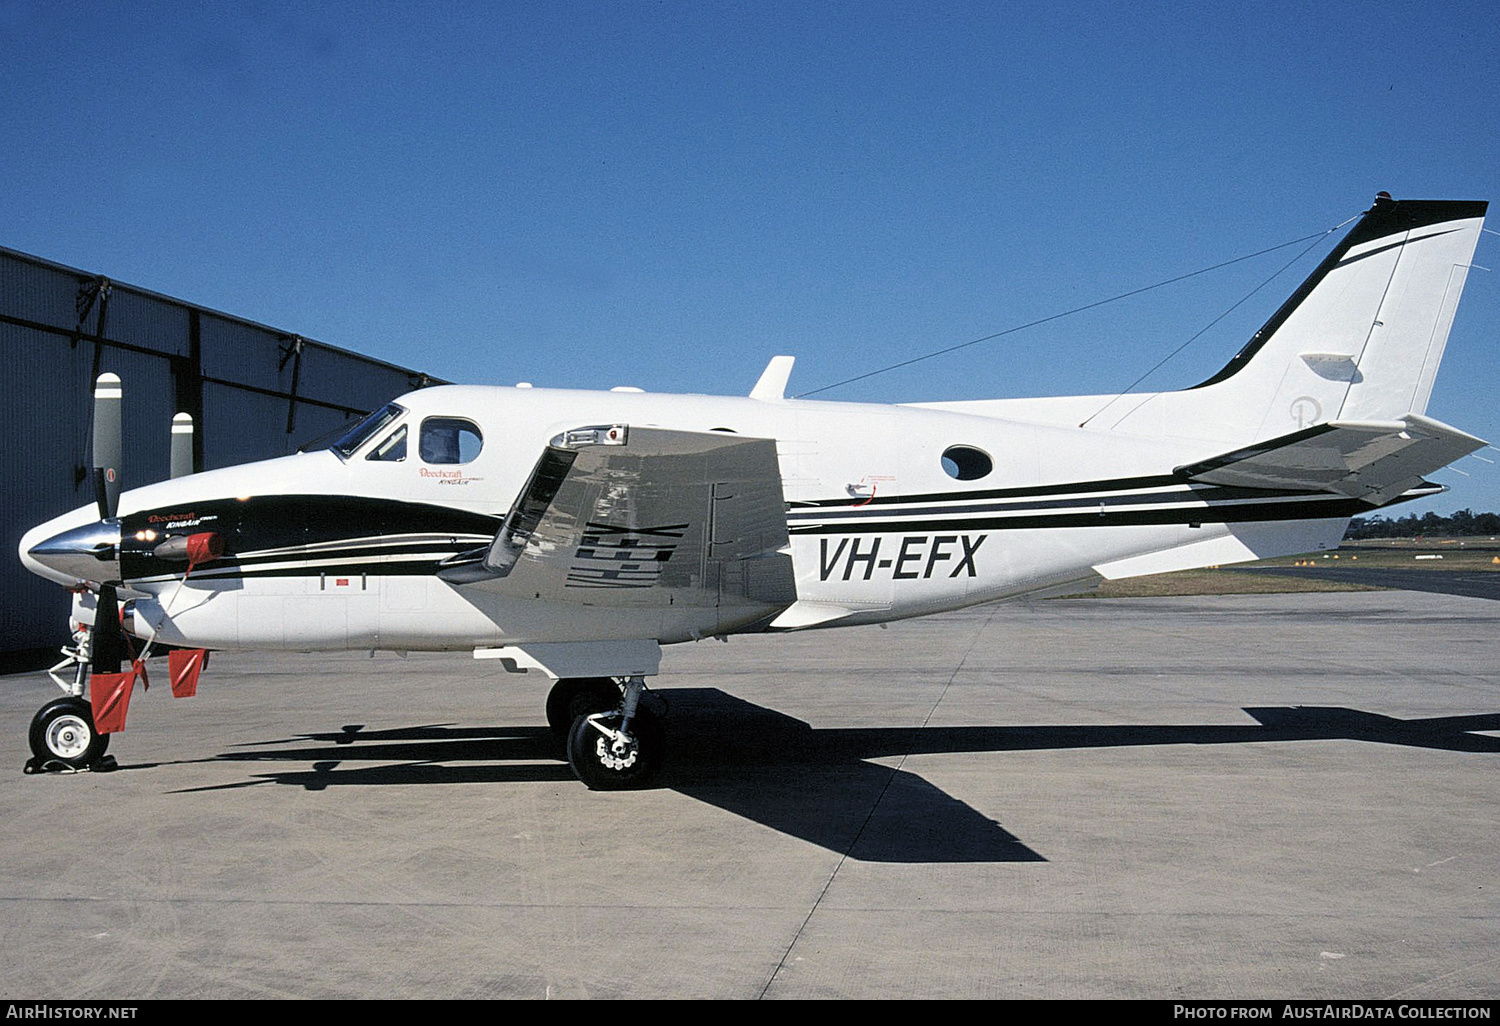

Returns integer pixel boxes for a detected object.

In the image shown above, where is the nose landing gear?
[25,626,116,774]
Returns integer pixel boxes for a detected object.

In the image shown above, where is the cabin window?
[941,445,992,481]
[366,425,407,462]
[420,417,483,464]
[329,402,406,459]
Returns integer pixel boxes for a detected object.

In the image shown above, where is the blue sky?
[3,1,1497,513]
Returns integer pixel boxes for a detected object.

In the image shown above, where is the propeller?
[89,372,125,675]
[91,578,125,675]
[92,372,122,520]
[27,374,204,686]
[170,413,194,479]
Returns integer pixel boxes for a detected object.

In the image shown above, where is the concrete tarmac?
[1241,565,1500,601]
[1,591,1496,1000]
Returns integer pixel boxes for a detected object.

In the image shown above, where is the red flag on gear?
[168,648,210,698]
[90,671,137,734]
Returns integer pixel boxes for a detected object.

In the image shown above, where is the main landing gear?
[547,676,664,790]
[544,677,621,738]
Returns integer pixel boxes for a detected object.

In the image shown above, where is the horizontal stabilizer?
[1175,414,1486,505]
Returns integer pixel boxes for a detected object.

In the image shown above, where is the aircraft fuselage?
[21,383,1361,653]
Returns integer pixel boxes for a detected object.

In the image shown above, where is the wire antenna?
[794,214,1360,400]
[1079,221,1353,428]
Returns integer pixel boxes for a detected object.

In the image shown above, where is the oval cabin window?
[941,445,992,481]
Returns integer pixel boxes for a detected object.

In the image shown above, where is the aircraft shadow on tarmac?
[175,688,1500,865]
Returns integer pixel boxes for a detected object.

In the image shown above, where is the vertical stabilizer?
[1188,195,1487,441]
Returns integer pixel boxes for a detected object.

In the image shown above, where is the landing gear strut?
[561,676,664,790]
[544,677,622,738]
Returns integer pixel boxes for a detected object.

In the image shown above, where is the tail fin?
[1188,194,1487,441]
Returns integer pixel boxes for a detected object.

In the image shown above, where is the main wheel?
[29,697,109,769]
[545,677,620,738]
[566,706,664,790]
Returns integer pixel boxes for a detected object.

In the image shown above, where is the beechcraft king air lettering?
[18,194,1493,790]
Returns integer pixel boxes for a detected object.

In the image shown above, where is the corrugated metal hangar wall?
[1,244,443,668]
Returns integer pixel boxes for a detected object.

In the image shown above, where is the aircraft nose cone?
[22,519,122,585]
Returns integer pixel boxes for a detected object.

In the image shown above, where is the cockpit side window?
[366,425,407,462]
[419,417,483,464]
[330,403,406,460]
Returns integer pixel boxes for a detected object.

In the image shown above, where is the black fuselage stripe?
[133,543,471,580]
[184,560,447,581]
[787,485,1331,521]
[800,473,1184,508]
[788,497,1369,534]
[187,497,1360,576]
[228,541,473,566]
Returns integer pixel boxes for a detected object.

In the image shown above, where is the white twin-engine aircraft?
[19,194,1491,788]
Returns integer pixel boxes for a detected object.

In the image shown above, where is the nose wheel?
[28,696,110,771]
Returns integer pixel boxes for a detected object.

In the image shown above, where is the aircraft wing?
[439,425,795,614]
[1175,414,1486,505]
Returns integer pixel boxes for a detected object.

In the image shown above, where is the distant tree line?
[1346,509,1500,539]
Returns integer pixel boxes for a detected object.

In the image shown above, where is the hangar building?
[1,245,443,669]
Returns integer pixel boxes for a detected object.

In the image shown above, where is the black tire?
[29,697,109,769]
[566,706,664,790]
[545,677,620,738]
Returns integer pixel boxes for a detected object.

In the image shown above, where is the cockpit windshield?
[329,403,406,460]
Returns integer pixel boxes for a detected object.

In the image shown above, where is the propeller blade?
[93,372,122,520]
[170,412,194,479]
[91,584,124,675]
